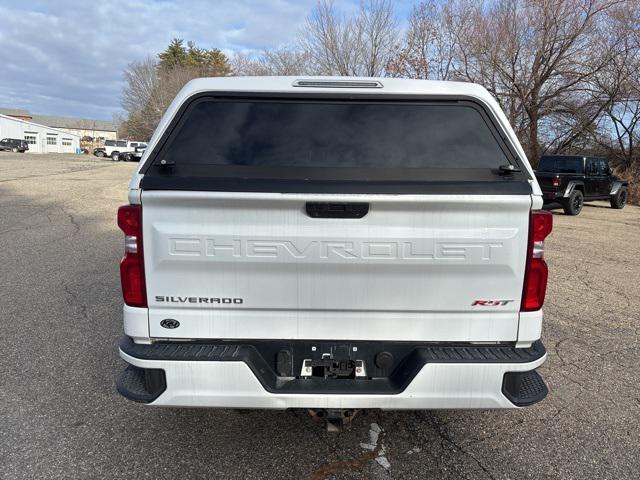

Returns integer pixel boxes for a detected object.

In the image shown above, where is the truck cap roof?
[177,76,490,97]
[131,76,540,196]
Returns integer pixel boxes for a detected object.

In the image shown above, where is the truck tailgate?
[142,191,530,341]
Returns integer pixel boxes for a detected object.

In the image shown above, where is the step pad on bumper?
[502,369,548,406]
[116,365,166,403]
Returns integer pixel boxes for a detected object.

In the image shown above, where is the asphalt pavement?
[1,153,639,479]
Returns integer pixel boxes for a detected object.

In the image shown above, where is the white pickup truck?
[94,140,147,160]
[116,77,552,428]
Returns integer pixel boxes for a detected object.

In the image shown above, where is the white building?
[29,114,117,143]
[0,108,117,144]
[0,113,80,153]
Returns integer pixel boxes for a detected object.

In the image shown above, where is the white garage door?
[61,138,74,153]
[45,134,59,153]
[24,132,39,153]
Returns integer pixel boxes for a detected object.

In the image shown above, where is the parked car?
[536,155,628,215]
[115,77,552,429]
[0,138,29,153]
[120,146,146,162]
[93,140,146,159]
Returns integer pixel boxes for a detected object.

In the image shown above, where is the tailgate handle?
[305,202,369,219]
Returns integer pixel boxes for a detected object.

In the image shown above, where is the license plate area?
[300,356,366,379]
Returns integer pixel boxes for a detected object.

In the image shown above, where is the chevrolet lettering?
[168,237,505,262]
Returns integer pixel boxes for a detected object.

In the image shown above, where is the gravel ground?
[1,152,639,479]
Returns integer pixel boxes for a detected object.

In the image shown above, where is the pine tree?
[158,38,188,71]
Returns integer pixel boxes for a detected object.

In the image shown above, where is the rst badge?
[472,300,514,306]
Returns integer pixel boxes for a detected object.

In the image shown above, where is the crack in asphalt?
[64,209,81,235]
[63,284,89,321]
[422,413,497,480]
[0,204,59,235]
[1,203,85,238]
[557,370,623,408]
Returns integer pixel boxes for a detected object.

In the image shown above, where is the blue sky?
[0,0,414,121]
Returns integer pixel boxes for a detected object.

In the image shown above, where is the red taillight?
[552,176,561,188]
[117,205,146,307]
[521,210,553,311]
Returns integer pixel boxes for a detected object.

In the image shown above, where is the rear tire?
[610,187,627,209]
[563,190,583,216]
[95,150,105,158]
[111,152,120,161]
[11,147,18,153]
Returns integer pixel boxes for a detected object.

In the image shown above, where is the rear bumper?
[542,190,563,201]
[117,337,548,409]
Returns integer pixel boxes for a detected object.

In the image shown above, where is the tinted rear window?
[156,99,510,170]
[142,97,533,194]
[538,156,584,174]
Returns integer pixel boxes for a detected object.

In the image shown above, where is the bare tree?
[594,2,640,169]
[121,57,158,120]
[121,61,209,140]
[386,0,462,80]
[120,57,161,140]
[446,0,620,162]
[232,48,317,76]
[231,52,268,76]
[301,0,398,76]
[262,49,315,75]
[121,55,202,140]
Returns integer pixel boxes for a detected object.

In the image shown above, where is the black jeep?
[536,155,628,215]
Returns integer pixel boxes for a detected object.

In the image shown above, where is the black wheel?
[111,152,120,161]
[610,187,627,209]
[95,150,105,158]
[11,147,18,153]
[563,190,583,216]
